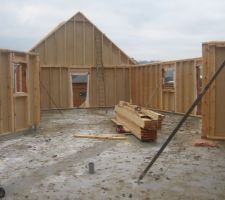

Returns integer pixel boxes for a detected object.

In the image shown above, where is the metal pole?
[138,59,225,183]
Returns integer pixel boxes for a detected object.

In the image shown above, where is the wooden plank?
[202,42,225,139]
[34,55,40,125]
[8,53,14,132]
[14,96,28,130]
[116,114,157,141]
[140,108,164,120]
[214,47,225,137]
[115,105,157,129]
[0,51,2,133]
[74,134,126,140]
[26,55,31,126]
[209,46,216,137]
[202,43,210,137]
[111,118,131,132]
[64,23,67,65]
[1,51,11,132]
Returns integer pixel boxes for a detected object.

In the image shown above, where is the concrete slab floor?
[0,109,225,200]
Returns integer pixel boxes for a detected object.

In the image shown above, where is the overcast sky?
[1,0,225,60]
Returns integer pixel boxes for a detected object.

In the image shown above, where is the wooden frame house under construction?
[0,12,224,141]
[4,11,222,140]
[30,12,204,116]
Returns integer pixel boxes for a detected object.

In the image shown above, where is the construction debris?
[194,138,218,148]
[74,134,126,140]
[113,101,164,141]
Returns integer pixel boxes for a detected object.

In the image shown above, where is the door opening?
[71,74,88,107]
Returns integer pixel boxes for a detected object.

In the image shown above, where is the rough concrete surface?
[0,109,225,200]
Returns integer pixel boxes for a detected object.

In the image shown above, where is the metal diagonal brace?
[138,59,225,183]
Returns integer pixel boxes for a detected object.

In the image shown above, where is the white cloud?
[0,0,225,60]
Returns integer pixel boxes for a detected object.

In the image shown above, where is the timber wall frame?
[40,57,202,116]
[31,11,136,110]
[40,65,131,110]
[202,42,225,139]
[0,49,40,135]
[130,57,203,115]
[30,12,136,66]
[29,12,206,117]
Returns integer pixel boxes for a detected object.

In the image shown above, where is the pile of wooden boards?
[113,101,164,141]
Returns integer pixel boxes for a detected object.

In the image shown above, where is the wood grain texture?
[202,42,225,139]
[0,49,40,135]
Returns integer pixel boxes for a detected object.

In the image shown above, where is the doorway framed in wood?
[70,71,90,108]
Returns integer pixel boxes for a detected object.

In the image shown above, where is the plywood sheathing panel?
[202,42,225,139]
[14,96,28,130]
[175,60,197,114]
[215,47,225,137]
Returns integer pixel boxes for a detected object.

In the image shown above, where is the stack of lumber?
[113,101,164,141]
